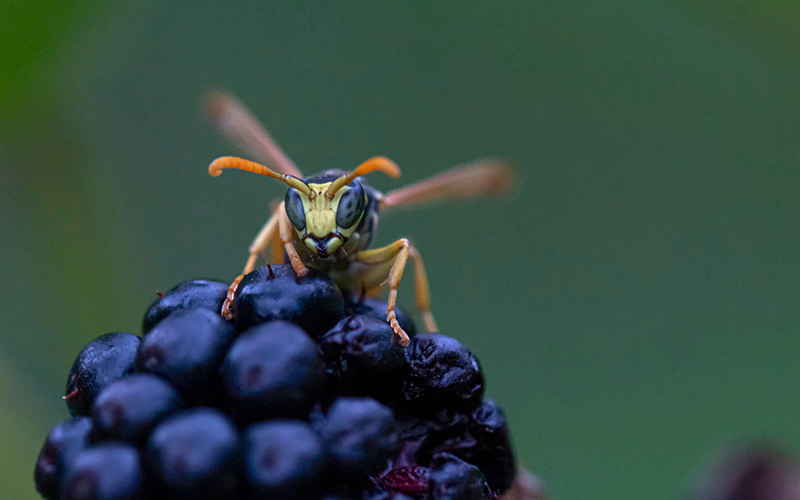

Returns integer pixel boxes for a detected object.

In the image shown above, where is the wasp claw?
[292,261,309,278]
[221,300,234,320]
[221,274,246,320]
[388,312,410,347]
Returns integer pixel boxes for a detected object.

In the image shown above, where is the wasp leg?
[268,200,284,264]
[353,239,437,346]
[278,202,308,277]
[220,206,282,319]
[408,246,438,333]
[270,229,284,264]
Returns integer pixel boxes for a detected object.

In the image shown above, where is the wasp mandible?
[207,92,513,347]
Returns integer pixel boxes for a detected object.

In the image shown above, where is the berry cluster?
[35,265,523,500]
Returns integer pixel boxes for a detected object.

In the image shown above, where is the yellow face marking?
[305,183,338,238]
[293,182,363,257]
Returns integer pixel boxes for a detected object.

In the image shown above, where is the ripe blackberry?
[145,408,240,500]
[404,333,485,411]
[429,453,490,500]
[142,279,230,333]
[318,397,399,477]
[467,400,517,492]
[60,443,143,500]
[243,420,330,500]
[409,400,516,492]
[136,309,235,404]
[318,315,407,402]
[222,321,327,423]
[343,294,417,338]
[91,373,183,444]
[65,332,140,417]
[34,417,93,499]
[233,264,345,338]
[37,274,529,500]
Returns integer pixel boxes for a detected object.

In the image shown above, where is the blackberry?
[34,417,93,499]
[344,294,417,338]
[429,453,489,500]
[233,264,345,338]
[412,400,515,492]
[222,321,326,423]
[60,443,143,500]
[145,408,240,500]
[467,400,516,492]
[404,333,485,411]
[91,374,183,444]
[142,279,230,333]
[318,397,399,477]
[136,309,235,404]
[395,409,467,461]
[243,420,330,500]
[65,332,140,417]
[318,315,406,401]
[37,275,527,500]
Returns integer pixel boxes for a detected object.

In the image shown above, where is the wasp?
[206,92,512,347]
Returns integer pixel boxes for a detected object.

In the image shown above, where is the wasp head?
[209,155,400,259]
[285,175,367,258]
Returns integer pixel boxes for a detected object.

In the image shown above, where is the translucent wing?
[379,159,514,210]
[205,91,303,179]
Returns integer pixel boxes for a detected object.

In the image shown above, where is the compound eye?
[335,181,366,229]
[284,188,306,230]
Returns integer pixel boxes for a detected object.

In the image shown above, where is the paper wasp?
[207,92,513,346]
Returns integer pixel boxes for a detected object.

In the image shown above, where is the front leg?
[220,205,281,319]
[220,201,307,320]
[353,239,437,347]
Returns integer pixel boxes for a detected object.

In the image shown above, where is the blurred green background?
[3,1,800,498]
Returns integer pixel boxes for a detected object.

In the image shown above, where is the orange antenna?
[209,156,312,196]
[326,156,401,200]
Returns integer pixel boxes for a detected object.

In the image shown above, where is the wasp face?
[284,179,366,258]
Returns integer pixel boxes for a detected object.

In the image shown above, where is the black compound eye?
[284,188,306,231]
[335,182,366,229]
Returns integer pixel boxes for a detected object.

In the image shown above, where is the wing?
[379,159,515,210]
[205,90,303,179]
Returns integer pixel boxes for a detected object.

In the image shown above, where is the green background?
[3,2,800,499]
